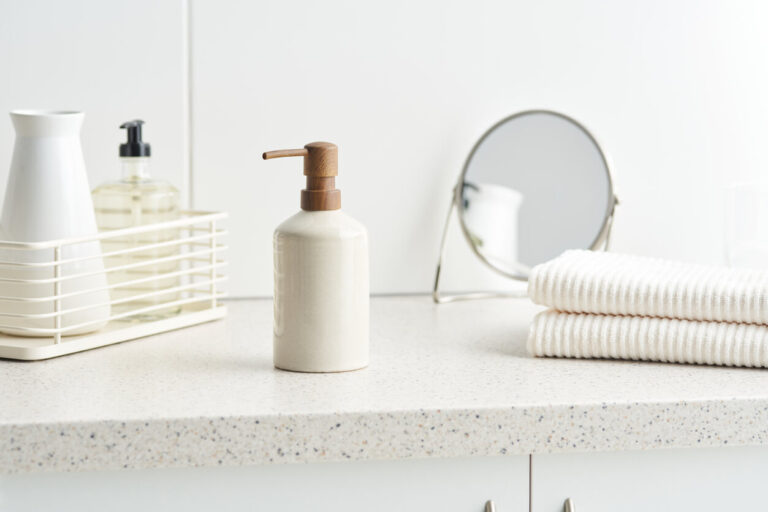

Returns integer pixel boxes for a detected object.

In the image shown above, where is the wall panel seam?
[182,0,194,209]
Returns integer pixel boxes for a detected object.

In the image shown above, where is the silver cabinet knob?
[485,500,496,512]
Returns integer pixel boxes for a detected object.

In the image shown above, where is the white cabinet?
[531,446,768,512]
[7,446,768,511]
[0,455,528,512]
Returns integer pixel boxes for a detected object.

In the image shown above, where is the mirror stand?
[433,189,618,304]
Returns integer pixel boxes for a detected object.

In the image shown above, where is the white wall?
[0,0,188,206]
[2,0,767,297]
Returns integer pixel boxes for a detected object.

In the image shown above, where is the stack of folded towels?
[526,250,768,368]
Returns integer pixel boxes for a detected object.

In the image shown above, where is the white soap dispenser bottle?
[263,142,369,373]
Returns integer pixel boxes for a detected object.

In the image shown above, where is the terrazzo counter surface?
[3,296,768,474]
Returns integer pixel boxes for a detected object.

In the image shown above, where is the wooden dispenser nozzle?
[263,142,341,211]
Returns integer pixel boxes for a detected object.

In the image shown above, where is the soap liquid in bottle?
[91,122,181,320]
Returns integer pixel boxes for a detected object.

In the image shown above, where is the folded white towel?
[527,310,768,368]
[528,250,768,325]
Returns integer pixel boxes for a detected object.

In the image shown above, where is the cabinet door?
[0,455,528,512]
[532,446,768,512]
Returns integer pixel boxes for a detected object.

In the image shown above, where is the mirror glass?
[458,110,613,279]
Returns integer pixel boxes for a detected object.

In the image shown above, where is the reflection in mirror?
[461,182,527,276]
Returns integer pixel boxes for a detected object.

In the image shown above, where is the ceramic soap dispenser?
[263,142,369,373]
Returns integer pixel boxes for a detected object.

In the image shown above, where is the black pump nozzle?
[119,119,151,157]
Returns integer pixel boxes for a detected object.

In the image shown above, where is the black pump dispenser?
[119,120,151,157]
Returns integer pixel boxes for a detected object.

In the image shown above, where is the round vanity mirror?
[458,110,616,280]
[434,110,618,302]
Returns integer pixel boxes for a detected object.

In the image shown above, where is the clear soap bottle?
[91,120,181,320]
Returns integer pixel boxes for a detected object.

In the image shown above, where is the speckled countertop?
[2,296,768,474]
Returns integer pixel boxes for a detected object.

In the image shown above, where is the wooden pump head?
[263,141,341,211]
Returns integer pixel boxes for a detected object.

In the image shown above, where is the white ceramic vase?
[0,110,111,336]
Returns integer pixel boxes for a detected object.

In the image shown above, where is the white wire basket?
[0,211,227,360]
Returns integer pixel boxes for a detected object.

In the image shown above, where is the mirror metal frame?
[433,109,619,303]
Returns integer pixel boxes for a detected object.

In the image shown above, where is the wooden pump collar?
[263,141,341,211]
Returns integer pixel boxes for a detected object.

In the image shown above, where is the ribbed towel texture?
[527,250,768,368]
[529,249,768,324]
[528,310,768,368]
